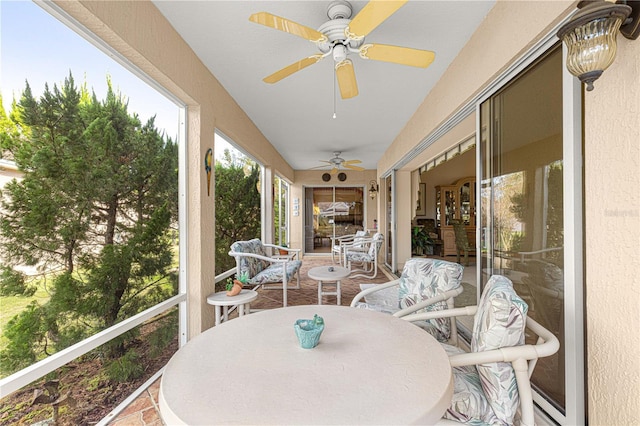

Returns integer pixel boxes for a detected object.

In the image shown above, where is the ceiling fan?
[249,0,435,99]
[311,151,365,174]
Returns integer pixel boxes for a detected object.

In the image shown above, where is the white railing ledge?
[0,293,185,398]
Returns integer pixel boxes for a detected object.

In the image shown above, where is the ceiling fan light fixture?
[333,44,348,62]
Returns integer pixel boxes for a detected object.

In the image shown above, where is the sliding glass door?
[479,45,579,421]
[304,186,364,254]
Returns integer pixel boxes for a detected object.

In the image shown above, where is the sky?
[1,1,180,140]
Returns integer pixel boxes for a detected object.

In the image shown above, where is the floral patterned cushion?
[442,344,500,425]
[344,233,383,263]
[248,260,302,285]
[397,258,463,342]
[356,284,398,314]
[471,275,528,425]
[230,239,270,278]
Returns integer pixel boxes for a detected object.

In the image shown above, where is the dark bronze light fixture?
[557,0,639,91]
[368,180,379,199]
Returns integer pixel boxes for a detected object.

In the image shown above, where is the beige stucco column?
[583,35,640,424]
[186,107,216,337]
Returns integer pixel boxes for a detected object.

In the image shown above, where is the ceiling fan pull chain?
[333,65,337,119]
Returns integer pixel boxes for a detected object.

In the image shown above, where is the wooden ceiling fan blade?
[359,44,435,68]
[343,159,362,165]
[263,54,325,84]
[345,1,408,40]
[330,167,339,175]
[249,12,328,43]
[335,59,359,99]
[345,164,365,171]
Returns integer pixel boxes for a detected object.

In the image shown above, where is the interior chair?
[330,230,368,265]
[451,219,473,266]
[228,239,302,307]
[350,258,464,343]
[402,275,560,426]
[342,232,384,279]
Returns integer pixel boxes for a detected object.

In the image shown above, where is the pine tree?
[214,151,261,277]
[0,73,178,373]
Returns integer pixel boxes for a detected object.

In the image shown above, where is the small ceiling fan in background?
[311,151,365,174]
[249,0,435,99]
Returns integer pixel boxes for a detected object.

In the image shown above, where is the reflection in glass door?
[479,46,580,423]
[304,187,364,254]
[384,175,394,270]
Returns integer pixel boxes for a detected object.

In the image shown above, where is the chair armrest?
[262,243,301,258]
[401,305,478,322]
[330,234,356,244]
[228,250,288,264]
[349,279,401,307]
[447,317,559,367]
[392,286,464,317]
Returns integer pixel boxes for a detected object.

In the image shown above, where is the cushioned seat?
[351,258,464,343]
[402,275,560,426]
[229,238,301,307]
[331,230,367,265]
[343,232,384,279]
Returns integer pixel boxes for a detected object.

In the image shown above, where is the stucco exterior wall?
[584,36,640,425]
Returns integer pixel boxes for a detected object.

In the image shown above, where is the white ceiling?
[153,1,495,171]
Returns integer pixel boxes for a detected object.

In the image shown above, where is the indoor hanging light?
[368,180,379,199]
[557,0,639,91]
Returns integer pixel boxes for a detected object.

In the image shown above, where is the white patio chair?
[402,275,560,426]
[342,232,384,279]
[350,258,464,343]
[229,239,302,307]
[330,230,368,265]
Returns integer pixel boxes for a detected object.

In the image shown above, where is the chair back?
[229,239,269,278]
[398,258,463,341]
[368,232,384,257]
[471,275,528,425]
[451,219,470,250]
[352,230,368,247]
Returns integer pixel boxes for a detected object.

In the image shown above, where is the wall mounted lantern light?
[557,0,639,91]
[368,180,379,199]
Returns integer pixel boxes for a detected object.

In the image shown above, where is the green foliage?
[237,271,249,284]
[147,310,178,358]
[0,73,178,375]
[105,349,144,383]
[411,226,433,255]
[0,265,35,297]
[225,277,234,291]
[214,159,261,275]
[0,302,46,374]
[86,370,110,392]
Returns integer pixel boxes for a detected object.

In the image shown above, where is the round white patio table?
[159,305,453,425]
[307,265,350,305]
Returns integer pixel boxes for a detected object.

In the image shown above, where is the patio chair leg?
[283,275,287,307]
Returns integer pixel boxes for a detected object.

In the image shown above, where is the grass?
[0,279,51,349]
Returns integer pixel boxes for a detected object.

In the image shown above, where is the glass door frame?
[382,171,396,273]
[302,185,367,256]
[474,39,584,425]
